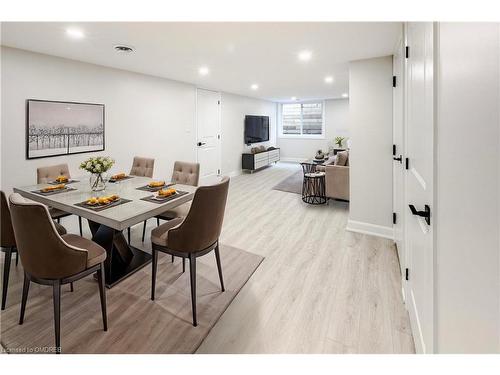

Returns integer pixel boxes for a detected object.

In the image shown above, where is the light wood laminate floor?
[197,163,414,353]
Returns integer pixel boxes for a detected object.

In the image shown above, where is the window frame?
[278,100,326,139]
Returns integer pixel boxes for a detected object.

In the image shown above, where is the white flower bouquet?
[80,156,115,191]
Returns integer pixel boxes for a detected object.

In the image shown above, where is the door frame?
[393,33,407,290]
[195,87,222,178]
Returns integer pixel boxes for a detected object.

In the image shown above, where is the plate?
[152,192,177,200]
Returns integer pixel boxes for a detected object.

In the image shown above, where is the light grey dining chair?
[37,164,83,236]
[141,161,200,243]
[127,156,155,244]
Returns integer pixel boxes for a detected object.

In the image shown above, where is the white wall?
[220,92,277,176]
[277,99,349,161]
[434,22,500,353]
[0,47,275,192]
[347,56,393,238]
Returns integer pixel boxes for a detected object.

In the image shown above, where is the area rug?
[0,244,263,354]
[272,171,303,195]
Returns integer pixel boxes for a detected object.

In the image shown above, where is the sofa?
[316,150,349,201]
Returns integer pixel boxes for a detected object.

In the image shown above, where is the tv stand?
[242,148,280,172]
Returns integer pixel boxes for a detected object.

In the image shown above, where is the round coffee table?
[302,171,327,205]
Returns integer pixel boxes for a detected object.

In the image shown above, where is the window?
[280,102,324,137]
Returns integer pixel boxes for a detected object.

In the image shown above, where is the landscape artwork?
[27,99,105,159]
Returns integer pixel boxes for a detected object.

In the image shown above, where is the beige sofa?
[317,150,349,201]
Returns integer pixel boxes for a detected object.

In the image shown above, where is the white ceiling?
[1,22,401,102]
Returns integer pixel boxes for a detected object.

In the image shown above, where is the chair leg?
[53,280,61,354]
[151,249,158,301]
[70,282,74,292]
[214,243,225,292]
[2,247,13,310]
[142,220,147,242]
[189,254,197,327]
[19,272,30,324]
[97,263,108,331]
[157,218,160,226]
[127,227,131,244]
[171,254,174,263]
[78,216,83,236]
[182,258,186,273]
[15,250,19,266]
[57,218,60,224]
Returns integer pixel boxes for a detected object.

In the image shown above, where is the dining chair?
[150,176,229,327]
[126,156,155,243]
[141,161,200,243]
[1,191,68,310]
[9,193,108,353]
[129,156,155,178]
[37,164,83,236]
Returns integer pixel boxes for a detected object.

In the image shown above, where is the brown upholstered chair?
[141,161,200,243]
[126,156,155,243]
[37,164,83,236]
[1,191,67,310]
[150,176,229,327]
[9,193,107,353]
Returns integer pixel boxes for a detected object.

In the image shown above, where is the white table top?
[13,176,196,231]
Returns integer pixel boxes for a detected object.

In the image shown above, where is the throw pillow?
[336,151,348,166]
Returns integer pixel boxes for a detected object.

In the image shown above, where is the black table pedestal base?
[88,220,152,288]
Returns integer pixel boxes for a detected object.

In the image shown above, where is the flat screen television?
[244,115,269,144]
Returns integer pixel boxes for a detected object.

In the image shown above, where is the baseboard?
[226,170,243,178]
[346,219,394,240]
[280,157,307,163]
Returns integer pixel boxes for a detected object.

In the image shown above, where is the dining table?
[14,176,196,288]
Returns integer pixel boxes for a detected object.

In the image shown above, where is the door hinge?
[405,268,409,281]
[217,134,220,140]
[392,76,397,88]
[405,157,409,170]
[217,100,220,105]
[405,46,409,59]
[393,212,397,225]
[392,144,396,156]
[217,168,220,175]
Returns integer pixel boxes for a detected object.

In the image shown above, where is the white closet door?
[405,22,435,354]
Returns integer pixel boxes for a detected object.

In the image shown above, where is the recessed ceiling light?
[324,76,334,84]
[298,50,312,62]
[291,96,297,101]
[251,84,259,90]
[342,93,349,98]
[65,28,85,39]
[114,45,135,53]
[198,66,209,76]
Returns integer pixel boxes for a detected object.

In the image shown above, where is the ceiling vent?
[113,45,134,53]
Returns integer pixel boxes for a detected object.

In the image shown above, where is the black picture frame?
[26,99,105,160]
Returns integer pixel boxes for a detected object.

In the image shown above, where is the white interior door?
[393,36,406,279]
[405,22,435,354]
[196,88,221,183]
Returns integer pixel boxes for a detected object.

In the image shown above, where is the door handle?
[393,155,402,163]
[197,142,206,147]
[409,204,431,225]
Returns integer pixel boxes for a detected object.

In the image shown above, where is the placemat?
[74,198,132,212]
[108,176,134,183]
[47,179,79,185]
[136,182,176,192]
[31,187,77,196]
[140,191,188,204]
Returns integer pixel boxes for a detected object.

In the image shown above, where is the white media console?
[241,148,280,172]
